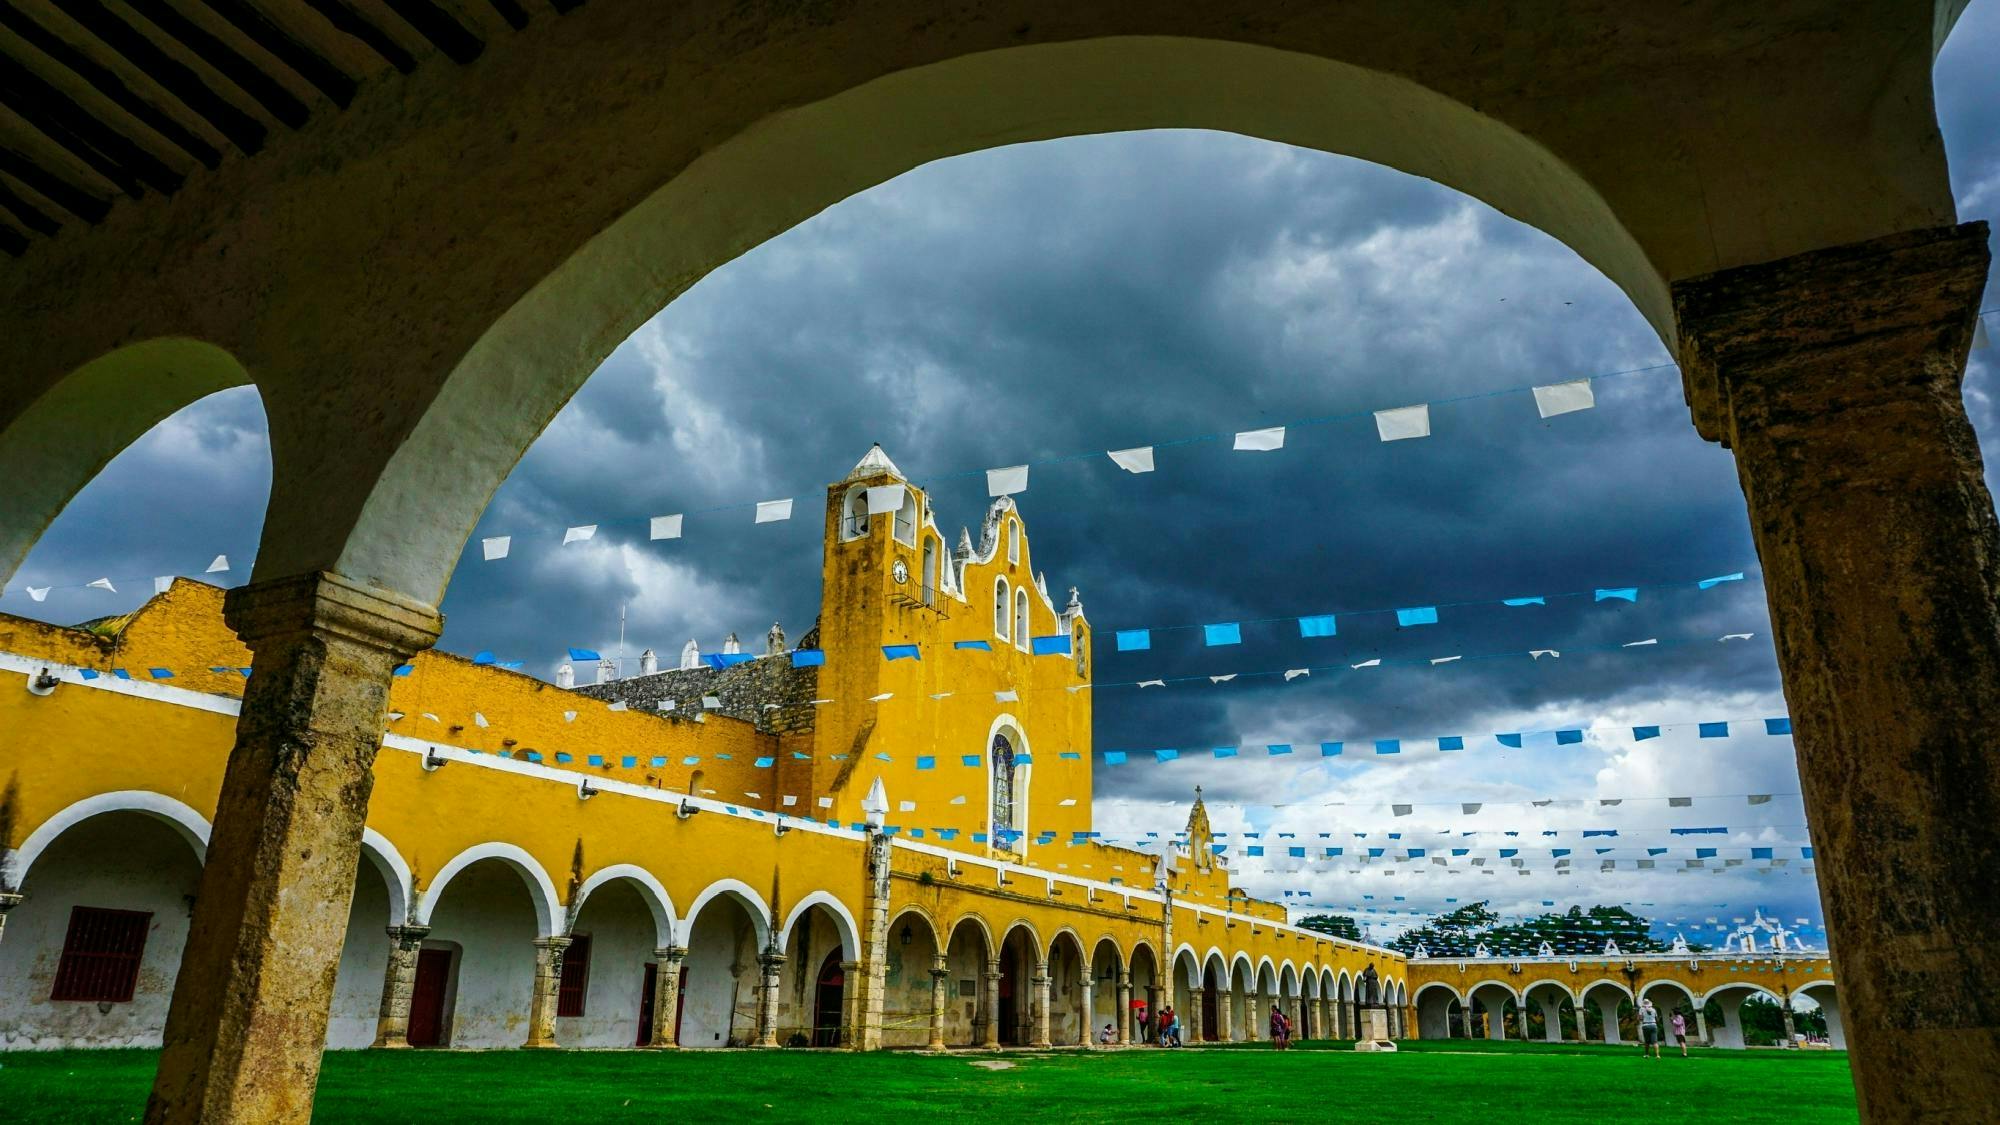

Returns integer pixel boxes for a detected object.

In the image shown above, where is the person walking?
[1269,1003,1290,1050]
[1670,1009,1689,1057]
[1638,999,1662,1059]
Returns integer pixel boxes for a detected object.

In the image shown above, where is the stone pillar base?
[1353,1007,1397,1052]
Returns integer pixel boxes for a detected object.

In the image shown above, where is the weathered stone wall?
[574,656,818,737]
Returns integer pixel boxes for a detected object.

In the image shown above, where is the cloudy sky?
[10,9,1999,945]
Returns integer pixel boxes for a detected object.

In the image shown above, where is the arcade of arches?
[0,4,1995,1123]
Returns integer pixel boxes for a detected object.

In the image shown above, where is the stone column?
[850,827,893,1051]
[1778,998,1797,1049]
[524,935,572,1048]
[369,925,430,1048]
[928,956,950,1051]
[147,571,441,1124]
[1673,220,2000,1119]
[1030,964,1052,1049]
[648,946,685,1047]
[1116,972,1132,1045]
[982,962,1002,1049]
[1539,998,1564,1043]
[1079,973,1096,1050]
[1571,1004,1588,1043]
[839,960,862,1048]
[754,948,785,1048]
[1695,1008,1710,1047]
[1460,1004,1474,1040]
[1595,997,1623,1044]
[1218,988,1234,1042]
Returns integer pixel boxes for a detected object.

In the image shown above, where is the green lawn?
[0,1040,1856,1124]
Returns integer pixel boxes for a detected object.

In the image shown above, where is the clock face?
[892,559,909,584]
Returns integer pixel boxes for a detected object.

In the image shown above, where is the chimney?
[638,648,658,676]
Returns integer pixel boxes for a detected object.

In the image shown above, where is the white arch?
[984,712,1031,852]
[572,863,678,947]
[359,828,415,928]
[1414,981,1466,1005]
[678,877,773,948]
[1698,980,1784,1007]
[1337,969,1353,998]
[1279,961,1300,998]
[1200,947,1228,988]
[1255,956,1278,993]
[1229,951,1255,987]
[10,790,210,882]
[416,842,562,937]
[1466,979,1522,1004]
[1521,977,1582,1005]
[1578,977,1635,1003]
[1639,978,1698,1009]
[779,890,862,960]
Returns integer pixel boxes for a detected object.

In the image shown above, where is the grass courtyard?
[1,1039,1856,1124]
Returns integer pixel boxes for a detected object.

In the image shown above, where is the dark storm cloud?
[11,10,2000,933]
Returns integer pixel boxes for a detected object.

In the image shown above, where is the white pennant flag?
[1531,379,1596,418]
[473,712,489,728]
[1137,679,1166,688]
[818,797,835,809]
[1283,668,1310,682]
[1530,649,1560,660]
[1430,655,1461,665]
[1107,446,1155,473]
[88,578,116,593]
[1233,426,1286,452]
[563,524,597,545]
[1351,658,1382,669]
[607,701,627,712]
[1719,633,1754,642]
[897,800,916,813]
[154,576,172,594]
[563,710,577,722]
[781,795,798,807]
[994,690,1019,702]
[929,692,954,700]
[864,484,907,515]
[659,699,677,712]
[26,586,50,602]
[949,795,968,806]
[986,465,1029,497]
[1374,404,1431,441]
[482,536,511,561]
[755,499,793,523]
[868,692,893,702]
[1209,674,1236,683]
[205,554,230,573]
[1623,638,1658,647]
[702,695,722,709]
[650,514,683,541]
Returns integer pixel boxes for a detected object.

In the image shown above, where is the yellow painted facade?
[0,454,1835,1051]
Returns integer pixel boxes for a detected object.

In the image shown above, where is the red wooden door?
[637,962,657,1046]
[407,948,452,1047]
[674,966,688,1043]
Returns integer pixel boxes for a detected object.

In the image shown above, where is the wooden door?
[407,948,453,1047]
[636,962,657,1046]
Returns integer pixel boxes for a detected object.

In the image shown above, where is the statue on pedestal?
[1361,963,1381,1007]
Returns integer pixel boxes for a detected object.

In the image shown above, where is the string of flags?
[466,360,1680,559]
[3,555,232,602]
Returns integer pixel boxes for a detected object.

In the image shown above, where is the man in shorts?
[1638,998,1663,1058]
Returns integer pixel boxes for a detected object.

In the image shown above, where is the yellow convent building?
[0,448,1828,1057]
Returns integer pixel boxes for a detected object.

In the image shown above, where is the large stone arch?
[1796,979,1845,1050]
[570,864,678,948]
[779,891,862,963]
[1414,982,1462,1039]
[0,340,255,586]
[678,878,774,950]
[9,790,212,883]
[414,843,562,939]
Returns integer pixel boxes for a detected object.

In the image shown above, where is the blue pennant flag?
[1802,847,1814,859]
[954,639,991,651]
[1319,741,1343,757]
[1698,572,1745,589]
[1395,606,1438,627]
[1502,596,1546,607]
[393,664,414,677]
[1696,848,1718,858]
[1266,744,1293,756]
[587,755,605,767]
[754,756,775,768]
[1297,615,1337,638]
[621,756,637,768]
[1698,722,1729,738]
[1289,846,1306,858]
[1751,847,1773,859]
[1154,748,1179,762]
[790,649,826,667]
[1671,827,1726,836]
[1374,739,1401,755]
[1014,753,1032,764]
[1203,622,1242,646]
[1583,829,1618,838]
[1632,725,1661,741]
[1246,846,1265,857]
[962,755,981,767]
[682,756,699,766]
[1059,751,1081,761]
[568,647,601,661]
[1030,634,1072,655]
[1115,629,1151,652]
[1764,717,1791,735]
[915,756,935,770]
[1438,735,1464,751]
[1212,747,1238,759]
[1496,733,1523,748]
[1555,729,1584,745]
[148,668,174,679]
[1103,751,1127,765]
[1594,588,1638,603]
[705,652,754,669]
[472,651,494,665]
[882,644,921,661]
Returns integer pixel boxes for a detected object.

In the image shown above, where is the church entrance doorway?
[812,950,845,1046]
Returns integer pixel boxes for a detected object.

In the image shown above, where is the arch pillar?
[1116,972,1132,1045]
[1537,997,1564,1043]
[755,948,785,1048]
[1695,1007,1710,1046]
[524,935,572,1048]
[928,956,950,1052]
[648,946,686,1048]
[1078,971,1096,1050]
[1673,219,2000,1118]
[147,571,441,1123]
[369,925,430,1048]
[1030,964,1052,1049]
[1460,1004,1474,1040]
[982,962,1002,1050]
[1217,988,1233,1043]
[1595,996,1623,1044]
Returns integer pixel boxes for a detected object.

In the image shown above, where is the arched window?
[921,538,938,605]
[1014,587,1029,650]
[893,489,917,546]
[1007,519,1021,565]
[842,488,869,540]
[994,578,1011,640]
[991,733,1020,850]
[688,768,706,796]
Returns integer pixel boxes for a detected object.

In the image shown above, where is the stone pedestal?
[146,572,441,1124]
[1353,1007,1397,1052]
